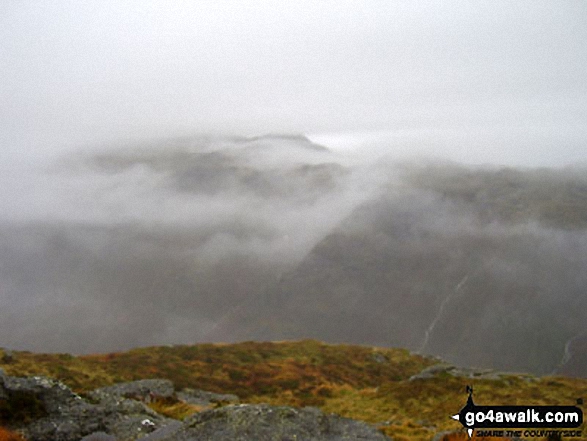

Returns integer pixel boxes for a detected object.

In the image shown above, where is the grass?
[1,341,586,440]
[146,397,206,420]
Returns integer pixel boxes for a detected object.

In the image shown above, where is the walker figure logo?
[452,386,583,438]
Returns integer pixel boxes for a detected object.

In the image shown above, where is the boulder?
[0,373,172,441]
[88,379,175,403]
[408,363,515,381]
[176,388,239,407]
[144,403,391,440]
[80,432,116,441]
[2,373,391,441]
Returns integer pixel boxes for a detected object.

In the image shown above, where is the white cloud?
[0,0,586,165]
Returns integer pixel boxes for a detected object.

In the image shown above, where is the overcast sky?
[1,1,586,166]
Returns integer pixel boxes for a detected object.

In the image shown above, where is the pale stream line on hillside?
[552,330,587,374]
[418,273,469,354]
[560,337,574,367]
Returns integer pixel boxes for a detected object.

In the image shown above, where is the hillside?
[222,162,587,376]
[0,135,361,354]
[1,135,587,379]
[2,341,587,440]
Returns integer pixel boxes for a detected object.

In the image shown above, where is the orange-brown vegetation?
[146,396,207,420]
[1,341,586,441]
[0,428,26,441]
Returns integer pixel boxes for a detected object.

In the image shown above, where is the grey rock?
[107,414,168,441]
[2,373,391,441]
[89,379,175,403]
[408,363,516,381]
[0,373,173,441]
[408,363,453,381]
[141,420,183,440]
[148,403,391,441]
[80,432,117,441]
[370,352,388,364]
[176,388,239,407]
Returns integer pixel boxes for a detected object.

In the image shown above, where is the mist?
[2,1,586,163]
[1,2,587,376]
[0,135,388,353]
[1,136,587,378]
[229,162,587,375]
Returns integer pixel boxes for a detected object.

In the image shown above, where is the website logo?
[452,386,583,438]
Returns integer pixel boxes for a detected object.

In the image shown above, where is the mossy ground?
[1,341,586,441]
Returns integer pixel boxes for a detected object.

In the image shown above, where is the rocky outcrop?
[0,371,172,441]
[144,404,390,441]
[0,371,390,441]
[408,363,537,382]
[176,388,239,407]
[88,379,174,403]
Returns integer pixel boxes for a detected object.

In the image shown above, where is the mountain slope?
[223,163,587,376]
[0,135,369,354]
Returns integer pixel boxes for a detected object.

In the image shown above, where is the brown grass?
[2,341,586,441]
[0,428,26,441]
[147,397,205,420]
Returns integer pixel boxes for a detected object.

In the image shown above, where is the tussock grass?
[2,342,586,440]
[147,398,204,420]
